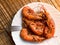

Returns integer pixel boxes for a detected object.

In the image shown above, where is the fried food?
[20,28,45,42]
[40,6,55,38]
[22,6,43,20]
[20,6,55,42]
[23,18,45,35]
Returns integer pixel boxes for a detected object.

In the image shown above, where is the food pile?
[20,6,55,42]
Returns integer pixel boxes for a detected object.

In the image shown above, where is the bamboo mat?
[0,0,60,45]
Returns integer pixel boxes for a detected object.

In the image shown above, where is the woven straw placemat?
[0,0,60,45]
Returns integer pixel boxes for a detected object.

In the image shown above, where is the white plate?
[11,2,60,45]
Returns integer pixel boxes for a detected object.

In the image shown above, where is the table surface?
[0,0,60,45]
